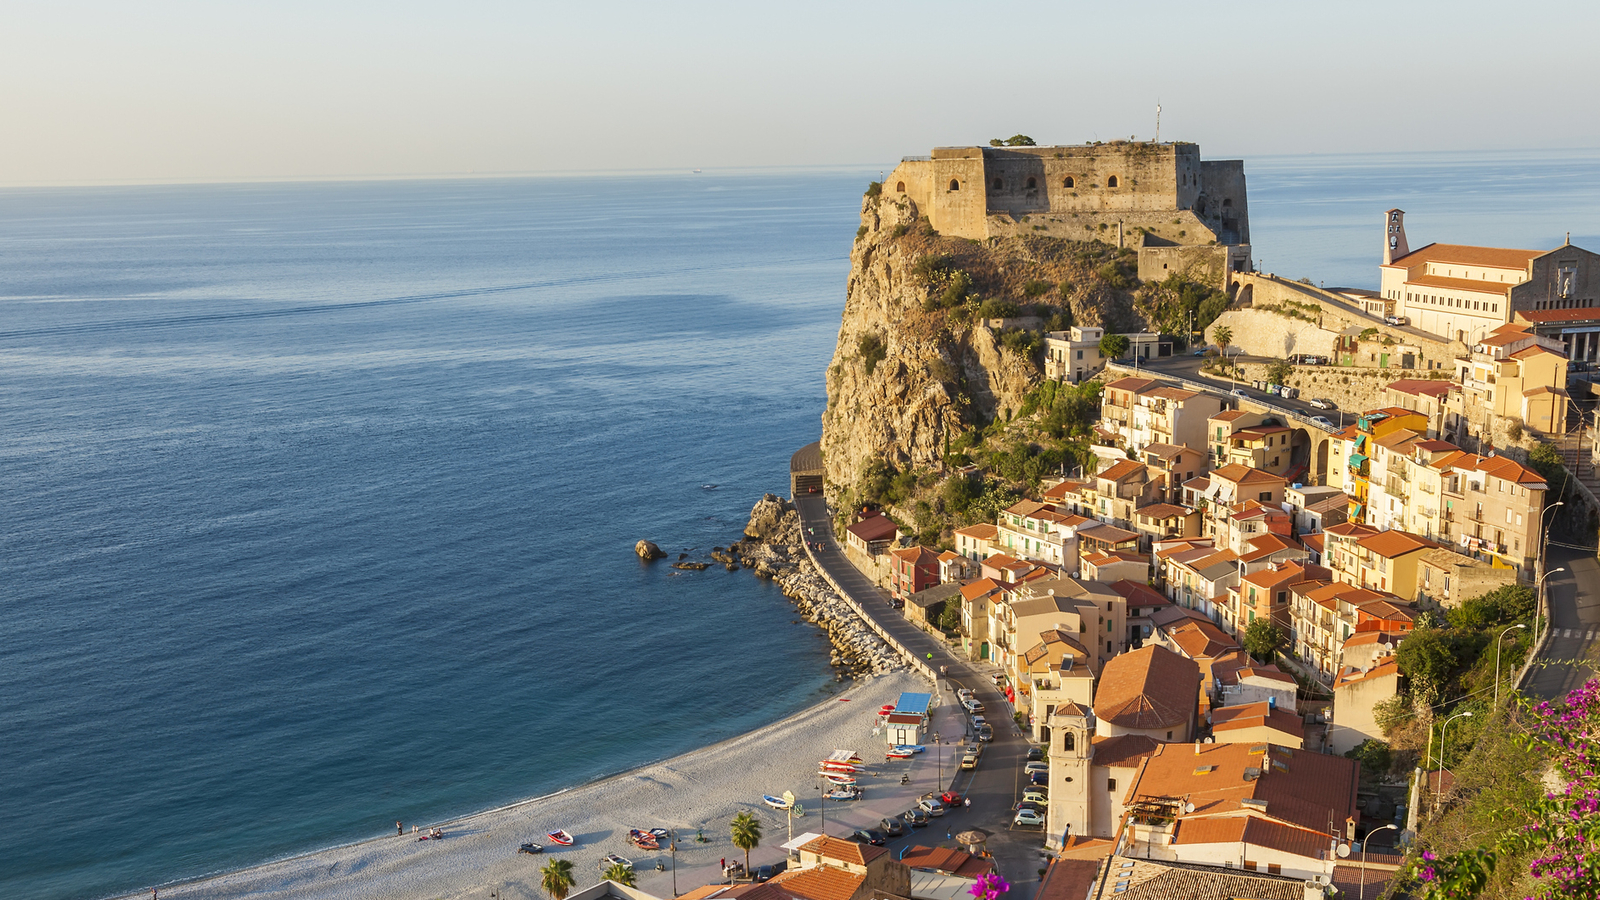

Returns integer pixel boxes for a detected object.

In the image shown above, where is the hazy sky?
[3,0,1595,185]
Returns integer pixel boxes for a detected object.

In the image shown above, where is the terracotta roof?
[1387,379,1454,398]
[1149,604,1211,628]
[1143,386,1201,401]
[1135,502,1191,519]
[1517,307,1600,323]
[1209,464,1287,486]
[1335,658,1401,688]
[1141,442,1193,460]
[1042,480,1090,501]
[1301,532,1325,554]
[1356,529,1436,558]
[1386,241,1541,270]
[1111,579,1171,609]
[1125,741,1359,835]
[1174,815,1329,858]
[1407,272,1516,296]
[1511,344,1566,360]
[1210,701,1306,739]
[1233,666,1297,686]
[766,865,865,900]
[1078,522,1140,544]
[1234,425,1292,438]
[954,523,998,540]
[1324,521,1380,538]
[1098,459,1146,482]
[1241,562,1327,590]
[959,578,1003,601]
[1104,377,1160,392]
[1035,860,1100,900]
[1094,645,1200,730]
[1165,617,1239,660]
[797,834,886,866]
[1478,329,1534,347]
[898,845,994,877]
[1211,409,1250,421]
[845,515,897,542]
[1091,733,1163,768]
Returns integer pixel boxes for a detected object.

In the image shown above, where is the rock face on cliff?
[820,189,1144,496]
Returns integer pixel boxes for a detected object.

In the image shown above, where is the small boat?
[628,829,659,850]
[648,828,670,838]
[519,842,544,854]
[827,750,864,765]
[702,484,718,490]
[821,772,856,785]
[601,853,634,870]
[826,788,860,801]
[548,829,575,846]
[764,794,793,810]
[819,761,858,773]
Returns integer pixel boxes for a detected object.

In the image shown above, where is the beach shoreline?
[123,670,946,900]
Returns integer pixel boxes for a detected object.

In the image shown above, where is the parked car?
[970,715,987,729]
[756,865,776,882]
[962,699,984,713]
[939,791,963,806]
[960,753,978,770]
[1026,746,1044,762]
[1024,761,1049,775]
[849,829,886,846]
[1022,789,1048,806]
[1386,315,1409,326]
[1311,416,1336,430]
[1013,808,1046,827]
[880,818,905,836]
[1307,397,1333,409]
[977,725,994,742]
[918,797,946,816]
[957,688,974,701]
[1030,772,1049,787]
[1014,800,1046,814]
[1230,388,1247,398]
[902,808,929,827]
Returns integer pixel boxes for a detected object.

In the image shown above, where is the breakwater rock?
[733,494,901,678]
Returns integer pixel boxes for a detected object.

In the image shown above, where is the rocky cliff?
[819,188,1147,500]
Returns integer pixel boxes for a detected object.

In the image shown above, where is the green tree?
[989,134,1036,146]
[1211,325,1233,361]
[1241,619,1285,662]
[938,597,962,631]
[1265,359,1294,385]
[1395,627,1459,702]
[541,858,576,900]
[602,862,638,887]
[730,810,763,875]
[1344,738,1393,779]
[1098,333,1130,360]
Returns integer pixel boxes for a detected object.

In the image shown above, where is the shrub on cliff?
[1000,328,1041,360]
[858,333,887,375]
[989,134,1036,146]
[976,298,1019,319]
[864,181,882,198]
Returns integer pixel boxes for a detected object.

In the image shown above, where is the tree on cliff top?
[1098,334,1129,360]
[989,134,1036,146]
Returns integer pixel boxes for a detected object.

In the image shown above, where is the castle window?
[948,179,960,191]
[992,178,1003,190]
[1222,198,1233,207]
[896,181,905,193]
[1063,176,1075,188]
[1064,733,1076,751]
[1107,175,1119,188]
[1026,177,1037,189]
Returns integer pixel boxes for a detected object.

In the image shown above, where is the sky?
[3,0,1597,185]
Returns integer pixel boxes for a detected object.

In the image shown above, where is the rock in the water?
[672,561,710,571]
[744,493,795,541]
[635,540,666,560]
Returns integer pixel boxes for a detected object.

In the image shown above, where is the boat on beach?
[820,772,856,785]
[826,750,863,765]
[548,829,575,846]
[763,794,793,810]
[819,761,858,773]
[629,829,660,850]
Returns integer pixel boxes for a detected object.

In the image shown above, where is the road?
[794,494,1049,898]
[1523,544,1600,701]
[1129,354,1351,426]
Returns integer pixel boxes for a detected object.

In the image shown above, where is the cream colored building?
[1453,323,1569,439]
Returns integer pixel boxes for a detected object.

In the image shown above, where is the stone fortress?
[886,141,1252,286]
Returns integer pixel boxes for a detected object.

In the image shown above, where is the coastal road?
[794,495,1050,898]
[1524,544,1600,700]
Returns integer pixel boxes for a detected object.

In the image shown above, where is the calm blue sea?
[3,150,1598,900]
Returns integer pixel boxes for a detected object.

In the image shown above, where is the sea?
[3,149,1599,900]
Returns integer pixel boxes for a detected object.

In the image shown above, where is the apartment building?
[1138,442,1207,504]
[1454,323,1570,439]
[1100,377,1225,455]
[1044,326,1108,384]
[1433,451,1548,576]
[1384,379,1458,440]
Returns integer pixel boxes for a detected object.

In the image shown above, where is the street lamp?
[933,731,942,793]
[669,830,678,898]
[1537,567,1566,644]
[1435,710,1474,808]
[1494,623,1528,707]
[1360,824,1399,900]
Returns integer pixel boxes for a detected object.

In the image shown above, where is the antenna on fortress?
[1155,103,1161,143]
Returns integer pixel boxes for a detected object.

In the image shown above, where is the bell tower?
[1046,701,1094,847]
[1383,209,1409,265]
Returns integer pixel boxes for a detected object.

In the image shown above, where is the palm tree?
[541,858,576,900]
[1212,325,1233,371]
[730,811,763,876]
[602,862,638,887]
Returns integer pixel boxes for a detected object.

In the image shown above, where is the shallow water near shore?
[4,150,1599,900]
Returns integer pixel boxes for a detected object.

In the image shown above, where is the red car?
[939,791,962,806]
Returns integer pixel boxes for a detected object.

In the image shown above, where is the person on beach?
[397,821,403,836]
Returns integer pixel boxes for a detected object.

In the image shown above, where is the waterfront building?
[888,545,941,600]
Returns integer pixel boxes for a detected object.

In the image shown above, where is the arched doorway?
[896,181,906,193]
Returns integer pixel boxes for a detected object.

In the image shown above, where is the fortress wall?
[1137,243,1242,286]
[984,208,1217,247]
[929,154,990,239]
[888,160,938,221]
[1199,160,1249,243]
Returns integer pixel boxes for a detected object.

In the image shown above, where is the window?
[1026,177,1037,189]
[896,181,906,193]
[1063,176,1075,188]
[1166,730,1173,739]
[948,179,960,191]
[1268,864,1282,875]
[1222,198,1232,207]
[1107,778,1117,791]
[1064,732,1075,751]
[1259,492,1272,501]
[1107,175,1119,188]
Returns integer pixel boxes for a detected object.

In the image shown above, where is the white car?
[970,715,987,729]
[1230,388,1247,398]
[1311,416,1336,430]
[918,797,945,816]
[957,688,975,701]
[1024,761,1049,775]
[962,698,984,713]
[1307,397,1333,409]
[1013,809,1046,827]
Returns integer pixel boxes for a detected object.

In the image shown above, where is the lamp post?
[670,830,678,898]
[1537,567,1566,646]
[1494,623,1528,707]
[933,731,942,793]
[1435,710,1474,808]
[1360,824,1399,900]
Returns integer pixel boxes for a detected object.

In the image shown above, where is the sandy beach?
[131,670,972,900]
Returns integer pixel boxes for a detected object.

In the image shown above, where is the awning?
[1348,453,1368,467]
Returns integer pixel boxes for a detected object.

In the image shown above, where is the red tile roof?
[797,834,886,866]
[1210,700,1306,739]
[897,845,994,877]
[1387,379,1453,398]
[1091,733,1163,768]
[1125,741,1359,835]
[1099,459,1146,482]
[767,865,865,900]
[1111,579,1171,609]
[845,515,897,542]
[1094,645,1200,730]
[1385,241,1541,270]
